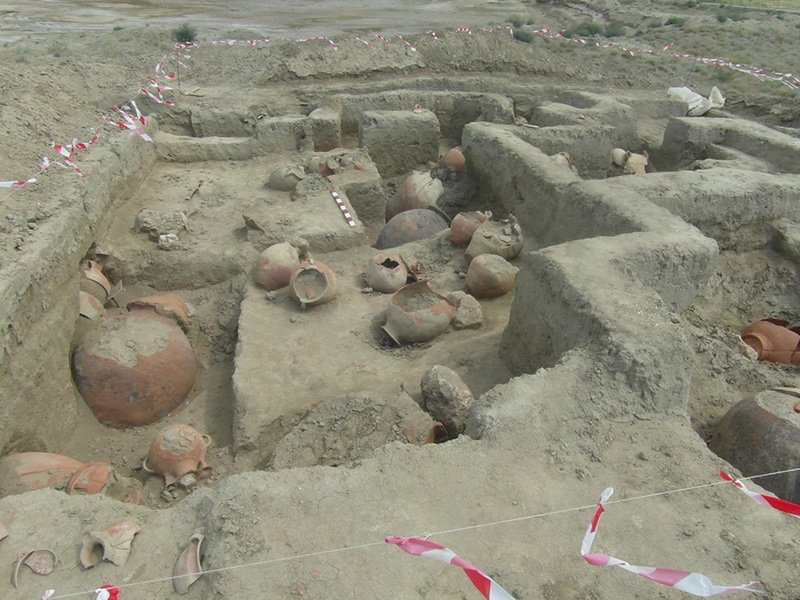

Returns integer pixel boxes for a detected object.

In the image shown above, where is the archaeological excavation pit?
[2,34,800,599]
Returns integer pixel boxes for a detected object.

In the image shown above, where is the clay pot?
[73,311,198,428]
[450,210,490,246]
[289,260,336,308]
[709,389,800,503]
[741,318,800,365]
[127,292,190,332]
[385,171,443,222]
[375,208,449,250]
[382,281,456,345]
[268,164,305,191]
[254,242,301,291]
[464,216,524,263]
[465,254,519,298]
[443,147,466,171]
[366,252,409,293]
[144,424,212,487]
[80,260,111,304]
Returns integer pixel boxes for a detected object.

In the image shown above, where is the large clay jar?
[73,312,197,428]
[143,424,212,487]
[741,318,800,365]
[450,210,490,247]
[709,389,800,503]
[385,171,443,222]
[465,254,519,298]
[382,282,456,345]
[254,242,301,291]
[289,260,336,308]
[365,252,409,294]
[464,216,524,263]
[375,209,448,250]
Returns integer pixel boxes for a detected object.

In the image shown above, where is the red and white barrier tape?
[720,471,800,517]
[105,102,153,143]
[0,178,36,188]
[39,584,119,600]
[386,536,515,600]
[582,488,763,597]
[329,189,356,227]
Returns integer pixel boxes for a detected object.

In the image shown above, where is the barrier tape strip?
[386,536,515,600]
[40,585,119,600]
[105,103,153,143]
[0,178,36,188]
[720,471,800,517]
[329,189,357,227]
[582,488,764,597]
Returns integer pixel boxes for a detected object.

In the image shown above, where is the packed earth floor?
[1,1,800,599]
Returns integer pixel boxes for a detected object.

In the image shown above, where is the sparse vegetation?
[171,22,197,44]
[666,16,686,27]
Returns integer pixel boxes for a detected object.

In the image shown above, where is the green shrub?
[603,21,626,37]
[564,22,603,38]
[171,22,197,44]
[536,0,551,4]
[512,28,534,43]
[665,16,686,26]
[715,67,735,82]
[508,15,525,28]
[649,19,663,28]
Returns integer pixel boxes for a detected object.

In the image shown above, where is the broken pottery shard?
[13,548,58,588]
[81,519,142,568]
[173,533,205,594]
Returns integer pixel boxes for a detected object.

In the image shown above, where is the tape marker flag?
[720,471,800,517]
[582,488,763,597]
[95,584,120,600]
[386,536,515,600]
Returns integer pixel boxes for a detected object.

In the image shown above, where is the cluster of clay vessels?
[0,260,214,590]
[1,262,214,496]
[257,148,524,344]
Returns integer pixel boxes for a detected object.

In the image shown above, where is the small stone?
[420,365,475,437]
[158,233,180,250]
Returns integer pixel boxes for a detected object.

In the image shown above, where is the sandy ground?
[1,1,800,600]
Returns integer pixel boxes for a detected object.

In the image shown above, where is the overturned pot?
[375,208,449,250]
[465,254,519,298]
[254,241,301,291]
[450,210,490,247]
[289,260,336,308]
[382,281,456,345]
